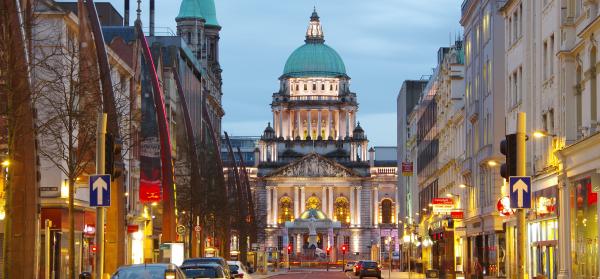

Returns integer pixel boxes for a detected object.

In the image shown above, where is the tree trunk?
[69,177,75,279]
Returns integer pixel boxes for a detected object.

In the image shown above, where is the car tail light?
[164,270,176,279]
[235,274,244,278]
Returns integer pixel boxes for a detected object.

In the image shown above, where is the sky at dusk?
[92,0,462,146]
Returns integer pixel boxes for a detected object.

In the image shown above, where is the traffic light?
[326,246,331,256]
[287,244,292,254]
[341,244,347,254]
[500,134,517,181]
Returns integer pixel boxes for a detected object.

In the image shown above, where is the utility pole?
[95,113,107,279]
[516,112,527,279]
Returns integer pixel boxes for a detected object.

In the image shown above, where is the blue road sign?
[509,176,531,209]
[89,174,111,207]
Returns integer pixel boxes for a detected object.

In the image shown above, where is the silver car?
[111,263,186,279]
[344,261,356,272]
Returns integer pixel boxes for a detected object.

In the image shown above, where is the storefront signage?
[432,198,454,213]
[127,225,139,234]
[497,196,514,217]
[83,224,96,236]
[401,162,413,176]
[450,211,464,219]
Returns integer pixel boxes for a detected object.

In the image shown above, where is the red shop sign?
[127,224,140,234]
[450,211,464,219]
[432,198,454,205]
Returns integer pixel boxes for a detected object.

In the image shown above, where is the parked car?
[344,261,356,272]
[181,258,232,279]
[180,263,227,279]
[111,263,186,279]
[358,261,381,279]
[354,261,365,275]
[227,261,249,278]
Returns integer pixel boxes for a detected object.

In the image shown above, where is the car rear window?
[363,262,378,268]
[229,264,239,272]
[112,266,166,279]
[182,267,223,278]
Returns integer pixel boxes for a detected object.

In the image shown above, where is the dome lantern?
[305,7,324,43]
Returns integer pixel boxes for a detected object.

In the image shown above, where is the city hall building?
[252,10,399,262]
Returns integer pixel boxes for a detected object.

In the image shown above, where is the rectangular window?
[543,40,548,79]
[550,34,555,76]
[277,236,283,251]
[344,236,350,246]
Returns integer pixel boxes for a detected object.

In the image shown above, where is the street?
[261,270,417,279]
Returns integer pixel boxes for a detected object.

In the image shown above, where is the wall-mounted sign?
[497,196,514,217]
[127,224,140,234]
[432,198,454,213]
[401,162,413,176]
[450,211,464,219]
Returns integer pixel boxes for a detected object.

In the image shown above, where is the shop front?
[40,207,96,279]
[569,174,600,279]
[527,185,558,279]
[429,218,456,279]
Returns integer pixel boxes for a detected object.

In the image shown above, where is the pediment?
[266,153,358,178]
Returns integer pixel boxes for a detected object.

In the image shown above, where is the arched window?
[313,83,317,90]
[321,84,325,90]
[306,195,321,210]
[330,84,333,91]
[381,199,393,224]
[279,196,294,223]
[304,84,307,90]
[334,196,350,225]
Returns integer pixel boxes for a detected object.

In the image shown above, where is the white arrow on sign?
[512,179,529,207]
[93,177,108,205]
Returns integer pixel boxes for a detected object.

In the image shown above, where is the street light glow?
[1,160,9,167]
[487,160,498,167]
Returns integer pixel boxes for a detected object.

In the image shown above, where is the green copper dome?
[283,43,347,78]
[176,0,203,20]
[198,0,220,27]
[176,0,220,28]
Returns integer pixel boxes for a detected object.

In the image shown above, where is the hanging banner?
[401,162,413,176]
[139,56,162,202]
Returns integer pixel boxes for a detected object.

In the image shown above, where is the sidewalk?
[382,271,426,279]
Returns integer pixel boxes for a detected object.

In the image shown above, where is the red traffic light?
[326,246,331,255]
[341,245,347,254]
[287,244,292,254]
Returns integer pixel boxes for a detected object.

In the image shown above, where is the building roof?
[176,0,220,28]
[282,10,346,78]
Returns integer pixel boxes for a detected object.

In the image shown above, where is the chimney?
[124,0,129,26]
[149,0,155,36]
[369,147,375,168]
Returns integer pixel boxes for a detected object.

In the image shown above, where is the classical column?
[279,109,284,138]
[301,187,306,212]
[294,186,299,218]
[352,110,356,131]
[289,110,293,139]
[346,110,350,138]
[266,186,272,226]
[296,110,301,139]
[373,187,379,227]
[307,111,312,139]
[328,187,334,219]
[335,110,340,140]
[356,186,362,226]
[273,111,278,136]
[321,186,327,214]
[317,110,322,139]
[327,111,332,139]
[557,168,571,279]
[273,187,278,226]
[350,187,355,225]
[296,233,302,253]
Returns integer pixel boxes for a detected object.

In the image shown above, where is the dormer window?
[304,84,307,90]
[313,83,316,90]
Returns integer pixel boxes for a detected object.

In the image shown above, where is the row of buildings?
[397,0,600,278]
[0,0,225,277]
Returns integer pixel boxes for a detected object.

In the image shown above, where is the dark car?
[181,258,232,279]
[354,261,365,275]
[180,263,227,279]
[358,261,381,279]
[111,263,186,279]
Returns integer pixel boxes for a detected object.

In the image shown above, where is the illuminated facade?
[252,10,398,262]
